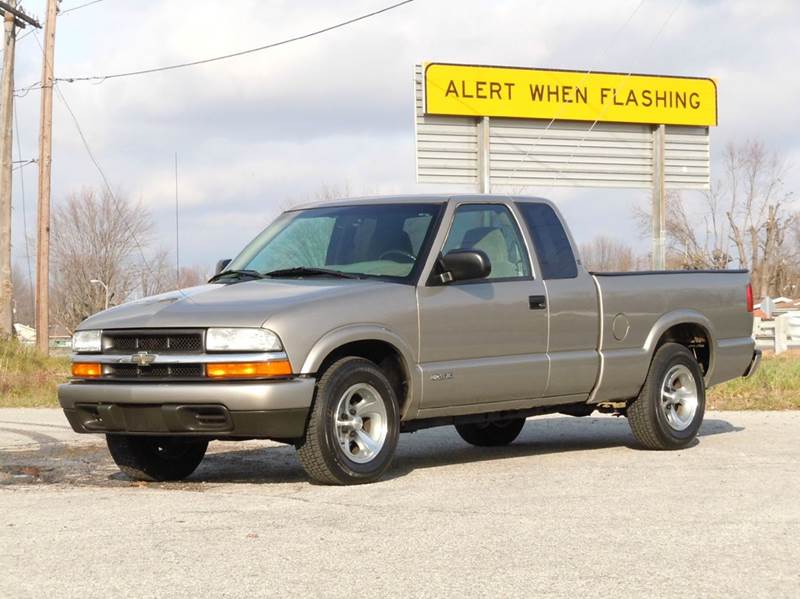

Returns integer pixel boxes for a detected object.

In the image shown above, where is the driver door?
[417,202,549,412]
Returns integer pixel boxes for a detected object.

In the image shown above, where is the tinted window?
[442,204,530,280]
[517,203,578,279]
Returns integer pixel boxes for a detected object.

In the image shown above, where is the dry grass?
[708,350,800,410]
[0,339,70,408]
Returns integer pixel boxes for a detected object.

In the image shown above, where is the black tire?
[297,357,400,485]
[106,435,208,482]
[627,342,706,450]
[455,417,526,447]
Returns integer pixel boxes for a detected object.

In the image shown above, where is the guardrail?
[753,311,800,354]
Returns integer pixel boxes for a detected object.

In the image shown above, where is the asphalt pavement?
[1,408,798,598]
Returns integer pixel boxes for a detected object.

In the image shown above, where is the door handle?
[529,295,547,310]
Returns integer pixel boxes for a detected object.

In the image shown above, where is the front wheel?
[297,357,400,485]
[627,342,706,450]
[106,435,208,481]
[455,417,526,447]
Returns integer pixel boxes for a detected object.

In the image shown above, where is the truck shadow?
[0,427,64,448]
[1,417,742,487]
[188,416,742,485]
[385,417,742,479]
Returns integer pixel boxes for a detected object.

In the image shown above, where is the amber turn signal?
[205,360,292,379]
[72,363,102,378]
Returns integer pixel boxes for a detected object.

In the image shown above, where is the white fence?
[753,311,800,354]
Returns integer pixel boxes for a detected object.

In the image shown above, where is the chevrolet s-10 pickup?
[60,195,760,484]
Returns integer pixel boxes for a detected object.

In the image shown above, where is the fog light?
[72,363,102,378]
[205,360,292,379]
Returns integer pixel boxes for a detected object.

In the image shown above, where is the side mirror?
[214,258,231,274]
[438,250,491,284]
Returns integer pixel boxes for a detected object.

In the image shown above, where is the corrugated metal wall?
[415,67,479,185]
[663,125,710,189]
[415,65,710,190]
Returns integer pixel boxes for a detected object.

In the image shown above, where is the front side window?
[227,203,442,280]
[441,204,531,280]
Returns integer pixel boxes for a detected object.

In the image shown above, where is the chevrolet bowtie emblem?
[131,351,157,367]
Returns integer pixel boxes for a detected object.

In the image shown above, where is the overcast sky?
[8,0,800,276]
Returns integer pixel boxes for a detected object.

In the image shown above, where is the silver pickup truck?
[60,195,760,485]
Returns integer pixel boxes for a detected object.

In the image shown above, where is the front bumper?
[58,378,316,439]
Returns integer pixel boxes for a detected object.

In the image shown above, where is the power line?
[15,1,417,94]
[57,0,416,84]
[546,0,686,183]
[53,80,158,279]
[12,158,37,170]
[500,0,648,182]
[32,30,159,288]
[60,0,108,16]
[15,27,35,42]
[13,79,42,97]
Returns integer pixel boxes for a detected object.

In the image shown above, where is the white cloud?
[9,0,800,271]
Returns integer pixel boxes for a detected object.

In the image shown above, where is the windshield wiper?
[208,269,266,283]
[263,267,364,280]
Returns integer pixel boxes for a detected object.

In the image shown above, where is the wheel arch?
[643,310,716,384]
[301,326,418,417]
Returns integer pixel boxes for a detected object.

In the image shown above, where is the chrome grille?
[105,364,205,379]
[103,330,204,354]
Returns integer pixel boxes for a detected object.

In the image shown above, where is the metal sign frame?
[414,64,714,268]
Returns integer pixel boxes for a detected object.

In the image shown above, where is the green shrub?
[708,350,800,410]
[0,339,70,407]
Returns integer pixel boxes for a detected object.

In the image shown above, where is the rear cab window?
[516,202,578,279]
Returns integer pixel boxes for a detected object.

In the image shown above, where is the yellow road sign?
[424,63,717,127]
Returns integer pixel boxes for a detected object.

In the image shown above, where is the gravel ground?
[1,408,798,598]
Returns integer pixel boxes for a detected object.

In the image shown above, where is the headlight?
[206,328,283,352]
[72,330,102,353]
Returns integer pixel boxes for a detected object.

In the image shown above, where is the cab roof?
[292,193,551,211]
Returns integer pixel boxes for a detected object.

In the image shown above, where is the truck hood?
[77,279,397,330]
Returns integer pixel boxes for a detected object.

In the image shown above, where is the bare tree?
[278,181,357,212]
[138,249,209,296]
[138,248,173,298]
[11,263,34,327]
[50,188,154,332]
[178,265,209,288]
[634,140,796,294]
[579,236,642,272]
[723,140,795,296]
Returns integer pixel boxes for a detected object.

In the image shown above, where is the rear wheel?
[455,417,526,447]
[106,435,208,481]
[627,342,706,450]
[297,357,400,485]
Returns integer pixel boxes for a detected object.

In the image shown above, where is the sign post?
[415,62,718,269]
[652,124,666,269]
[477,116,490,193]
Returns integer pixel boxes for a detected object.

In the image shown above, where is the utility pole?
[0,2,18,338]
[35,0,58,353]
[0,1,39,338]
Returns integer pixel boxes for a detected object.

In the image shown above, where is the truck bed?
[588,270,754,403]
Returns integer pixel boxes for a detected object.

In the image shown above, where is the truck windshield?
[227,203,442,280]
